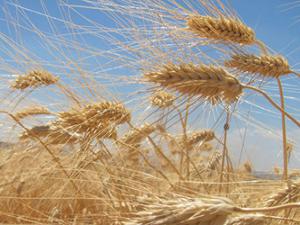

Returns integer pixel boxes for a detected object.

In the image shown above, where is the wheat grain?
[83,102,131,125]
[15,106,51,120]
[57,102,130,131]
[144,63,243,104]
[121,123,157,147]
[224,54,291,78]
[265,180,300,207]
[11,70,59,90]
[126,196,235,225]
[187,15,256,45]
[150,91,175,108]
[186,130,215,146]
[242,161,252,174]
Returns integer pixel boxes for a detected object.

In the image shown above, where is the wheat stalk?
[224,53,297,181]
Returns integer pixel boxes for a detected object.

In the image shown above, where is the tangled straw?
[20,125,80,144]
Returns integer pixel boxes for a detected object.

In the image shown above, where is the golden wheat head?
[150,91,175,108]
[121,123,157,147]
[15,106,51,120]
[187,130,215,145]
[144,63,243,104]
[187,15,256,45]
[11,70,59,90]
[126,196,235,225]
[224,54,291,78]
[56,101,129,136]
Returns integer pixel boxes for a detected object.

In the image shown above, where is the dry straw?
[20,125,79,144]
[11,70,59,90]
[144,63,243,104]
[265,180,300,207]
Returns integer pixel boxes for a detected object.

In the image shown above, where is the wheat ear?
[144,63,299,126]
[15,106,51,120]
[144,63,243,104]
[224,54,291,78]
[11,70,59,90]
[150,91,175,108]
[186,15,266,52]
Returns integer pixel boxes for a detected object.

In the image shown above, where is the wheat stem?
[276,78,288,182]
[236,202,300,213]
[244,85,300,127]
[219,108,230,193]
[292,71,300,78]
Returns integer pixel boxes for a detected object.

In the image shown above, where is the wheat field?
[0,0,299,224]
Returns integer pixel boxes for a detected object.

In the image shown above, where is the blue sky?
[0,0,299,171]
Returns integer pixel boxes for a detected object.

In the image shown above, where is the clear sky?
[0,0,299,171]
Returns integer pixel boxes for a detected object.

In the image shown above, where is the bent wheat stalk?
[225,53,299,180]
[144,63,299,127]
